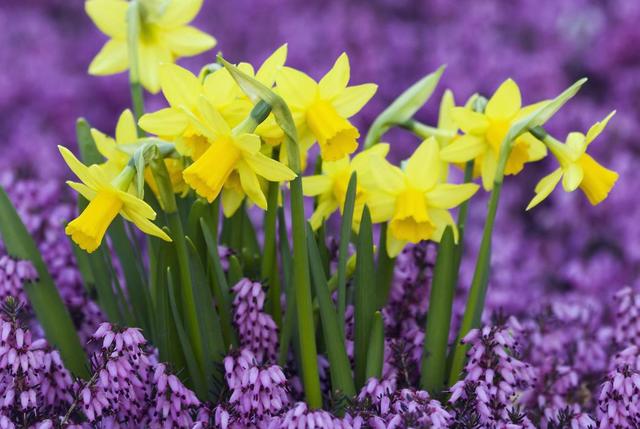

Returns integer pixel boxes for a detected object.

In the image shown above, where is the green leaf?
[337,172,356,338]
[354,206,375,389]
[227,255,243,287]
[277,207,296,366]
[261,181,281,324]
[375,223,396,309]
[76,118,104,164]
[420,226,456,394]
[365,311,384,381]
[306,224,356,400]
[0,187,89,378]
[364,66,445,147]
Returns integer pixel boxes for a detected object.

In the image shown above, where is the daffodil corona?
[59,146,171,253]
[367,138,479,257]
[86,0,216,93]
[276,53,377,162]
[527,112,618,209]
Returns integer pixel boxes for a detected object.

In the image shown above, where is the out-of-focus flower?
[276,53,377,161]
[367,138,478,256]
[440,79,547,190]
[85,0,216,93]
[302,143,388,230]
[527,112,618,209]
[59,146,171,252]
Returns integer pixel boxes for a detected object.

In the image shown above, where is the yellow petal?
[520,133,547,161]
[319,53,350,100]
[85,0,128,38]
[163,26,216,57]
[221,186,245,218]
[332,83,378,118]
[237,162,267,209]
[156,0,203,28]
[196,96,230,137]
[309,199,339,230]
[426,183,479,209]
[138,44,172,94]
[139,108,189,136]
[88,39,128,75]
[91,129,116,159]
[115,109,138,144]
[562,163,584,192]
[485,78,522,120]
[585,110,615,146]
[481,151,497,191]
[385,233,407,258]
[159,63,202,109]
[203,68,240,106]
[302,175,332,196]
[58,146,101,189]
[234,134,261,155]
[66,181,97,201]
[122,207,172,242]
[256,44,288,87]
[371,157,405,195]
[276,67,317,108]
[451,107,489,135]
[406,138,440,190]
[526,168,563,210]
[578,154,618,205]
[428,208,457,243]
[118,190,158,219]
[245,152,296,182]
[440,134,486,163]
[366,189,396,224]
[438,89,456,131]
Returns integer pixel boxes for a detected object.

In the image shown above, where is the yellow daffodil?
[59,146,171,253]
[367,138,479,257]
[180,103,296,214]
[86,0,216,93]
[527,111,618,209]
[439,79,547,190]
[139,45,287,158]
[302,144,389,230]
[276,53,377,162]
[91,109,188,197]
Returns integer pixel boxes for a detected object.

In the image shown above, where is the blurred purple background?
[1,0,640,304]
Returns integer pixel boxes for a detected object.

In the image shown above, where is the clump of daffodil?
[86,0,216,93]
[180,101,296,215]
[527,111,618,209]
[439,79,547,190]
[367,138,479,257]
[59,146,171,253]
[91,109,188,197]
[302,144,389,230]
[139,45,287,158]
[276,53,377,162]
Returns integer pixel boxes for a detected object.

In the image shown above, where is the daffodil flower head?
[302,144,389,230]
[367,138,479,257]
[180,105,296,213]
[86,0,216,93]
[440,79,547,190]
[276,53,377,162]
[527,111,618,210]
[59,146,171,253]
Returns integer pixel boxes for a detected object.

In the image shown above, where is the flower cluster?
[0,256,38,305]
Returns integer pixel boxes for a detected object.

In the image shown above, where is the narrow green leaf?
[375,223,396,309]
[76,118,104,164]
[354,206,375,389]
[365,311,384,381]
[0,188,89,378]
[227,255,243,287]
[337,172,357,338]
[261,181,280,324]
[364,66,445,147]
[306,224,356,400]
[277,207,295,366]
[421,226,456,394]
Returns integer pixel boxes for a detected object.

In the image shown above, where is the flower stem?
[126,0,145,134]
[262,179,281,326]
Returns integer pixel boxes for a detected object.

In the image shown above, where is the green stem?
[126,0,145,134]
[337,173,357,337]
[277,208,295,366]
[290,176,322,408]
[400,119,456,140]
[262,180,281,325]
[376,223,396,308]
[454,160,474,268]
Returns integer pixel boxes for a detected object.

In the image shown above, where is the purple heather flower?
[597,346,640,428]
[0,256,38,305]
[613,286,640,349]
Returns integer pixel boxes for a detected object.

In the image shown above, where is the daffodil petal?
[366,190,396,224]
[159,63,202,109]
[122,208,172,242]
[237,162,267,209]
[276,67,317,108]
[440,135,486,163]
[485,78,522,120]
[156,0,203,27]
[371,157,404,194]
[58,146,101,189]
[115,109,138,144]
[139,108,189,136]
[245,152,296,182]
[562,163,584,192]
[66,181,97,201]
[451,107,489,135]
[481,151,498,191]
[91,129,116,159]
[203,68,239,106]
[428,208,457,243]
[255,44,288,87]
[163,26,216,57]
[88,39,128,75]
[585,110,616,146]
[221,187,245,218]
[386,233,407,258]
[118,190,157,219]
[233,134,261,155]
[332,83,378,118]
[319,53,350,100]
[138,44,172,94]
[309,199,339,230]
[578,154,619,205]
[426,183,479,209]
[406,138,441,190]
[302,175,332,196]
[85,0,128,38]
[438,89,456,131]
[196,96,230,136]
[565,132,587,159]
[526,168,563,210]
